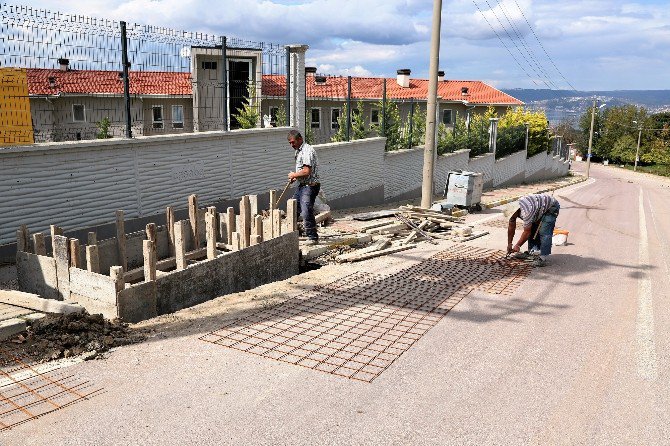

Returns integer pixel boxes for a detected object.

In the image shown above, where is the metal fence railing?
[0,3,287,145]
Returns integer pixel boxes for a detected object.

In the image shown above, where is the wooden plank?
[269,189,277,212]
[366,222,406,234]
[335,239,391,262]
[188,194,199,249]
[166,206,175,256]
[401,220,430,245]
[125,247,207,282]
[336,244,416,262]
[19,225,31,253]
[87,232,98,246]
[315,211,331,225]
[32,232,46,256]
[231,232,241,251]
[286,199,297,232]
[143,240,156,282]
[16,229,26,252]
[174,220,187,271]
[86,245,100,273]
[240,196,251,248]
[205,208,217,260]
[69,239,82,268]
[349,209,399,221]
[115,210,128,271]
[359,220,395,232]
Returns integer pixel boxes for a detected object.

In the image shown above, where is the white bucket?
[552,229,569,246]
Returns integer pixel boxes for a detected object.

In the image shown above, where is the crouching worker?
[287,130,320,245]
[504,194,560,267]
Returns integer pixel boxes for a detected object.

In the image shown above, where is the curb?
[482,176,587,209]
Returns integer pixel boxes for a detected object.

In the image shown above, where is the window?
[269,106,278,126]
[310,108,321,129]
[201,61,218,70]
[331,108,340,129]
[442,109,453,125]
[72,104,85,122]
[370,108,380,125]
[152,106,164,129]
[172,105,184,129]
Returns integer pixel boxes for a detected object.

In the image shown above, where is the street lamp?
[633,120,642,171]
[586,99,606,178]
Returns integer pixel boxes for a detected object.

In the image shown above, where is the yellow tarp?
[0,67,34,146]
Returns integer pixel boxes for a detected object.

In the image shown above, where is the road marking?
[647,194,670,276]
[636,188,658,381]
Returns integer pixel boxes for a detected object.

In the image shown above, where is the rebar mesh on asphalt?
[201,245,531,382]
[0,349,102,431]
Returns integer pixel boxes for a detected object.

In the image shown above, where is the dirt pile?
[3,312,147,364]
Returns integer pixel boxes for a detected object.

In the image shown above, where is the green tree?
[351,100,367,140]
[96,117,112,139]
[232,82,259,129]
[499,107,551,157]
[404,104,426,149]
[275,103,287,127]
[372,99,403,151]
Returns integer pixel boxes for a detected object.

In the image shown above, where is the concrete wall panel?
[383,147,424,200]
[15,251,58,299]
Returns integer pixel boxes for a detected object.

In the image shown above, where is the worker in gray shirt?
[287,130,320,244]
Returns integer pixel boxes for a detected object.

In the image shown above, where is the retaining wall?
[492,150,527,187]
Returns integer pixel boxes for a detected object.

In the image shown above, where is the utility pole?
[420,0,443,209]
[634,126,642,171]
[586,98,596,178]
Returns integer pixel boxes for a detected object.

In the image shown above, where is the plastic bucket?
[552,229,569,246]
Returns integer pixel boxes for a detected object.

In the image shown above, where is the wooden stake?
[86,245,100,273]
[249,195,259,217]
[231,232,241,251]
[19,225,31,253]
[33,233,47,256]
[87,232,97,246]
[53,235,70,300]
[146,223,157,244]
[253,215,263,244]
[174,221,187,271]
[16,229,26,252]
[226,207,235,244]
[269,189,277,212]
[250,235,262,246]
[188,194,199,249]
[115,210,128,271]
[166,206,175,256]
[205,208,217,260]
[272,209,282,238]
[110,266,125,293]
[240,195,251,248]
[69,239,82,268]
[218,213,226,243]
[286,198,297,232]
[143,240,157,281]
[50,225,64,256]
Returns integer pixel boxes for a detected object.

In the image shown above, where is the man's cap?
[502,203,520,219]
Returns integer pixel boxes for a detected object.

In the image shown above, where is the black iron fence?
[0,3,287,145]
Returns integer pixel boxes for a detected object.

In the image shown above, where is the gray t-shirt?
[519,194,558,228]
[294,142,319,185]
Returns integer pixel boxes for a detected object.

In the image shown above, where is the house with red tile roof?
[262,69,523,144]
[22,59,521,144]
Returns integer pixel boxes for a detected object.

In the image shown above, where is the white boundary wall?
[0,131,570,245]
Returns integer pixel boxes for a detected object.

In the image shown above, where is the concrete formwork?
[14,194,300,322]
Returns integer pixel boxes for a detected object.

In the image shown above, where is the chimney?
[461,86,469,96]
[314,75,327,85]
[437,70,445,82]
[118,71,124,80]
[57,58,69,71]
[396,68,411,88]
[48,76,56,88]
[305,66,317,76]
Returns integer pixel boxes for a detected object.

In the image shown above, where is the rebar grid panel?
[201,246,531,382]
[0,349,102,431]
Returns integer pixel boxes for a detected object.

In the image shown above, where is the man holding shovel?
[504,193,560,267]
[287,130,320,244]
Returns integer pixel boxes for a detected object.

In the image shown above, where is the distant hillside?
[501,89,670,125]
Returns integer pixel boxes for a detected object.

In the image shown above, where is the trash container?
[444,171,484,209]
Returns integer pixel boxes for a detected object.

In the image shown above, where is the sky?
[7,0,670,91]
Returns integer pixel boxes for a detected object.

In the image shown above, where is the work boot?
[532,257,547,267]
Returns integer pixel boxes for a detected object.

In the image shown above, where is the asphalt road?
[4,162,670,445]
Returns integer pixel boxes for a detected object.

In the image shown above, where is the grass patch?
[620,164,670,177]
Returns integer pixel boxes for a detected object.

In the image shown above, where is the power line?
[479,0,558,90]
[512,0,578,92]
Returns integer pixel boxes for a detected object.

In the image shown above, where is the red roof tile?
[27,69,192,96]
[262,74,522,105]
